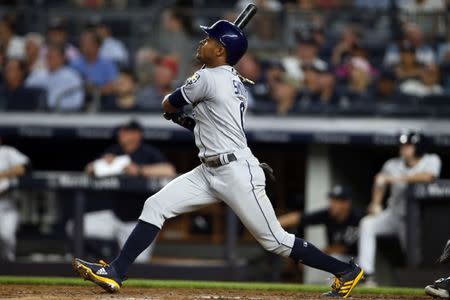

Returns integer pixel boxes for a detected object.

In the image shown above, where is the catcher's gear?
[72,258,122,293]
[438,239,450,264]
[200,20,248,65]
[425,277,450,299]
[322,259,364,298]
[164,112,196,132]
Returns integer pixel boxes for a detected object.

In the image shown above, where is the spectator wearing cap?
[46,19,80,62]
[399,64,444,97]
[0,16,24,59]
[24,33,46,74]
[94,21,129,67]
[279,185,363,260]
[394,42,422,82]
[384,23,436,67]
[74,120,176,262]
[25,43,84,112]
[70,30,118,97]
[295,62,325,108]
[137,57,178,111]
[339,57,373,105]
[0,59,43,111]
[282,34,327,83]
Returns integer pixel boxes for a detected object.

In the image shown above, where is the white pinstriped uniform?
[140,66,296,257]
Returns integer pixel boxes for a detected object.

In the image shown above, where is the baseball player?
[0,137,30,261]
[358,130,441,285]
[73,20,364,298]
[425,239,450,298]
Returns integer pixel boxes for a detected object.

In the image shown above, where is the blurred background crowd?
[0,0,449,115]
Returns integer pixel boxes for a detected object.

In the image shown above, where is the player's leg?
[73,165,218,292]
[0,200,19,261]
[117,220,154,263]
[212,157,363,297]
[358,209,401,277]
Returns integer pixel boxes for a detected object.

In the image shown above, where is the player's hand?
[368,202,383,215]
[124,163,141,176]
[103,154,116,164]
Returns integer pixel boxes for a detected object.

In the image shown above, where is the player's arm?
[278,211,302,228]
[0,164,27,179]
[369,172,387,214]
[162,91,196,132]
[391,172,437,184]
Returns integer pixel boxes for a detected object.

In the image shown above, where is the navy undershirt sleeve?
[168,88,189,108]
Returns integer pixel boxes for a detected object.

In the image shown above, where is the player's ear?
[216,44,226,59]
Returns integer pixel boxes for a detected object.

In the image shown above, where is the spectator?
[394,42,422,81]
[383,23,435,67]
[295,62,325,108]
[46,19,80,62]
[137,57,178,111]
[282,35,327,82]
[339,57,372,105]
[0,59,42,111]
[331,26,361,66]
[70,30,118,97]
[279,185,362,260]
[359,131,441,286]
[25,43,84,112]
[372,69,398,102]
[319,67,340,105]
[0,137,30,261]
[398,0,446,13]
[24,33,46,75]
[94,20,129,67]
[103,68,139,112]
[236,53,270,103]
[399,64,444,97]
[69,120,176,262]
[0,16,24,59]
[158,7,193,80]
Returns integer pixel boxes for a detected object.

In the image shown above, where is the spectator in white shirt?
[384,23,436,67]
[95,21,129,67]
[0,16,24,59]
[25,43,84,112]
[400,64,444,97]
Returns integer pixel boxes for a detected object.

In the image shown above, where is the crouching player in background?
[359,130,441,286]
[0,137,30,261]
[425,239,450,298]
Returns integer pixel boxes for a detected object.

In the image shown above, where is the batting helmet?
[200,20,248,65]
[398,130,427,157]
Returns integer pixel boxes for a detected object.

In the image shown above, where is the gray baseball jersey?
[381,153,441,215]
[180,66,248,158]
[140,66,296,257]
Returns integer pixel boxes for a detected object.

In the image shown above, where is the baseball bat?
[234,3,258,30]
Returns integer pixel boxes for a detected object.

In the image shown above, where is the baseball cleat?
[72,258,122,293]
[438,239,450,264]
[322,260,364,298]
[425,277,450,298]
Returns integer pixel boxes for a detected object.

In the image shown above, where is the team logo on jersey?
[186,73,200,85]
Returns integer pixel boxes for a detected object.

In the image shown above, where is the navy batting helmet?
[200,20,248,65]
[399,130,427,157]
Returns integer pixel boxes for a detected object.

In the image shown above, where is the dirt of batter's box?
[0,284,429,300]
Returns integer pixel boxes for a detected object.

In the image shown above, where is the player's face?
[118,129,143,153]
[196,36,225,64]
[329,198,351,219]
[400,144,416,160]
